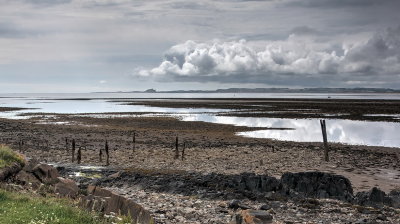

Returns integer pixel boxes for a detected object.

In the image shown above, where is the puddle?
[236,118,400,148]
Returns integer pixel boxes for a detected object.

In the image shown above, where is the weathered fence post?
[77,146,82,164]
[99,146,103,163]
[132,131,136,152]
[105,140,110,166]
[65,137,69,151]
[174,136,179,160]
[71,139,76,163]
[320,119,329,162]
[181,142,186,161]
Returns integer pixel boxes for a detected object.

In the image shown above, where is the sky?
[1,0,400,93]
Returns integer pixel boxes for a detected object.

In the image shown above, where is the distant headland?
[95,87,400,94]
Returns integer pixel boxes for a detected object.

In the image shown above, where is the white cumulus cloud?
[138,26,400,84]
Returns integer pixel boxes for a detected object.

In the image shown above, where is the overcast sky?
[1,0,400,93]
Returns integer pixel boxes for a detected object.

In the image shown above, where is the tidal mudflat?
[1,94,400,223]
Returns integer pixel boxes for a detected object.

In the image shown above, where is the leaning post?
[320,119,329,162]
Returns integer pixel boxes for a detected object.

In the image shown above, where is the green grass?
[0,145,25,169]
[0,189,130,224]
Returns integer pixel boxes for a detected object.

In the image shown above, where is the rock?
[0,162,23,181]
[233,210,273,224]
[355,187,392,208]
[88,185,113,197]
[14,170,41,188]
[54,177,79,198]
[388,189,400,208]
[259,204,271,211]
[22,158,39,172]
[85,186,154,224]
[234,173,280,193]
[280,172,353,201]
[228,200,251,210]
[32,164,59,184]
[108,171,123,179]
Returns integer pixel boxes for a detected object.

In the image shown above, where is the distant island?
[95,87,400,94]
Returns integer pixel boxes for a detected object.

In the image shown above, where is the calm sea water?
[1,92,400,99]
[0,93,399,148]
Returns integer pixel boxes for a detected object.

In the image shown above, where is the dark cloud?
[290,26,319,36]
[20,0,72,5]
[286,0,399,8]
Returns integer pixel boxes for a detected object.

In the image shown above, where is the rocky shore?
[1,97,400,223]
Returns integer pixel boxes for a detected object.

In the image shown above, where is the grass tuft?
[0,189,130,224]
[0,145,25,169]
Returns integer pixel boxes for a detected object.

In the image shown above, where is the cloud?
[138,26,400,85]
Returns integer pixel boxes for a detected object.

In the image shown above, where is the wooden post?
[105,140,110,166]
[71,139,76,163]
[99,146,103,163]
[181,142,185,161]
[132,131,136,152]
[320,120,329,162]
[174,136,179,159]
[65,137,69,151]
[77,147,82,164]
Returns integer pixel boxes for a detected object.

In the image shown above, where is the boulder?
[14,170,41,188]
[54,177,79,198]
[232,210,273,224]
[0,162,23,181]
[355,187,392,208]
[388,189,400,208]
[32,164,59,184]
[88,185,113,197]
[280,172,353,201]
[85,186,154,224]
[22,158,40,172]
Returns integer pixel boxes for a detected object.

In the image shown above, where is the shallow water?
[0,94,399,148]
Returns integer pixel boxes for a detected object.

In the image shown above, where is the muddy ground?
[0,97,399,194]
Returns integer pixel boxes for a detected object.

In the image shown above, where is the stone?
[88,185,113,197]
[228,200,251,210]
[355,187,392,208]
[22,158,39,172]
[14,170,41,188]
[234,173,280,193]
[54,177,79,198]
[389,189,400,208]
[235,210,273,224]
[0,162,23,181]
[32,164,59,184]
[85,186,154,224]
[280,172,353,201]
[259,204,271,211]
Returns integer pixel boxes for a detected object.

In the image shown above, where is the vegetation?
[0,145,25,169]
[0,189,131,224]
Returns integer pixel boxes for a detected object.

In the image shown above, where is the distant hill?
[96,88,400,94]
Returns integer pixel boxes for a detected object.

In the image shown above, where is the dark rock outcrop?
[232,173,280,193]
[280,172,353,201]
[355,187,393,208]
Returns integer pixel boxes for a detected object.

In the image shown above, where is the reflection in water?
[183,115,400,148]
[1,96,399,148]
[236,118,400,148]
